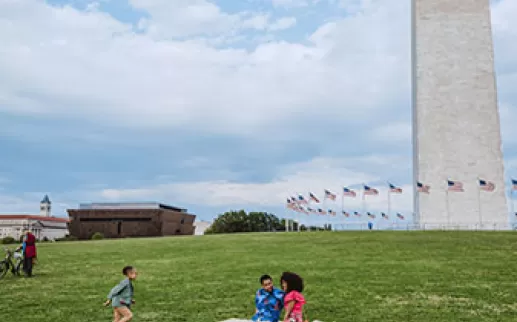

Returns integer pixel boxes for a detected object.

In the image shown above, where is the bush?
[42,237,50,242]
[1,236,16,244]
[55,235,78,242]
[91,232,104,240]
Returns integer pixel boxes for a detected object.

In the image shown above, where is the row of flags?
[290,183,402,205]
[288,178,506,206]
[418,178,500,193]
[285,201,405,220]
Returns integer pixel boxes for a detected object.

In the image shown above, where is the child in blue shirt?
[252,274,284,322]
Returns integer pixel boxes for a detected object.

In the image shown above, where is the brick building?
[67,202,196,239]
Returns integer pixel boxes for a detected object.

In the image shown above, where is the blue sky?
[0,0,516,227]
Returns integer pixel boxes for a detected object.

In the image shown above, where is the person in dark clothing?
[16,230,37,277]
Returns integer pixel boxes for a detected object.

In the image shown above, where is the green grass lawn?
[1,231,516,321]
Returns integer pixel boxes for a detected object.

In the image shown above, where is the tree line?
[204,210,331,234]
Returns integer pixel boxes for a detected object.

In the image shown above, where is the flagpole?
[388,190,391,218]
[477,179,482,229]
[510,188,514,220]
[341,191,344,214]
[445,188,450,229]
[362,184,366,215]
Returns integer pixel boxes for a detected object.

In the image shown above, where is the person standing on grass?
[16,230,37,277]
[252,274,284,322]
[280,272,306,322]
[104,266,137,322]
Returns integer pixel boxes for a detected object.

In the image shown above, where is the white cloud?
[0,0,409,137]
[269,17,297,30]
[97,155,413,213]
[269,0,311,8]
[371,121,411,143]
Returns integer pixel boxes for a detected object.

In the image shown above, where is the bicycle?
[0,248,23,279]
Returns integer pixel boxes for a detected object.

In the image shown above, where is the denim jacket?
[107,278,133,307]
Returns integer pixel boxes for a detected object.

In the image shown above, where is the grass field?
[1,231,516,321]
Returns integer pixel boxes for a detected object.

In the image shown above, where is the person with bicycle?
[15,230,37,277]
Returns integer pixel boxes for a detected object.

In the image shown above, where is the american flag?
[297,195,308,204]
[511,179,517,191]
[317,208,327,215]
[286,199,295,209]
[307,207,317,214]
[381,212,388,219]
[396,213,404,220]
[299,207,309,215]
[324,189,336,200]
[354,211,361,217]
[328,209,336,216]
[309,192,320,203]
[388,183,402,193]
[363,185,379,195]
[417,182,430,193]
[478,179,495,192]
[342,211,350,217]
[447,180,464,192]
[367,212,376,219]
[343,187,357,197]
[290,196,298,203]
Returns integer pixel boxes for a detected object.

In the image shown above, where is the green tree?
[205,210,285,234]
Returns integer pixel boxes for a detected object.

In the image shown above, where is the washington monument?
[412,0,508,229]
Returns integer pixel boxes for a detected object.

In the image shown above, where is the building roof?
[0,215,69,223]
[41,195,51,204]
[76,202,187,212]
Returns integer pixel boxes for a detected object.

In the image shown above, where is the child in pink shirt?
[280,272,306,322]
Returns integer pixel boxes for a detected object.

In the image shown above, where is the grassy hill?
[0,231,516,321]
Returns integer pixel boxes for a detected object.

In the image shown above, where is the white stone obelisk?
[412,0,508,229]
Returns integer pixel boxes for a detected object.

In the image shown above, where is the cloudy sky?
[0,0,516,226]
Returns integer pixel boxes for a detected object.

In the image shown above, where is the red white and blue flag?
[307,207,317,214]
[511,179,517,191]
[328,209,336,216]
[478,179,495,192]
[354,211,361,217]
[297,195,308,204]
[324,189,336,200]
[342,211,350,217]
[447,180,464,192]
[286,198,295,209]
[309,192,320,203]
[388,183,402,193]
[363,185,378,195]
[396,213,404,220]
[381,212,388,219]
[367,212,376,219]
[317,208,327,215]
[417,182,430,193]
[343,187,357,197]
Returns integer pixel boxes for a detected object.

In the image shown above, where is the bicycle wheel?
[0,260,8,279]
[15,260,22,276]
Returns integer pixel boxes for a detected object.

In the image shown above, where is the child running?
[104,266,137,322]
[280,272,306,322]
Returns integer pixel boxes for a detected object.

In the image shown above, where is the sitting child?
[252,274,285,322]
[280,272,306,322]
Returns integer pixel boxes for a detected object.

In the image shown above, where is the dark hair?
[280,272,304,293]
[122,266,134,275]
[260,274,272,284]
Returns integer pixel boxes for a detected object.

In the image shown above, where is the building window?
[180,218,185,224]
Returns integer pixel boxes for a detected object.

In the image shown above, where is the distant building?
[194,220,212,235]
[0,195,69,240]
[67,202,196,239]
